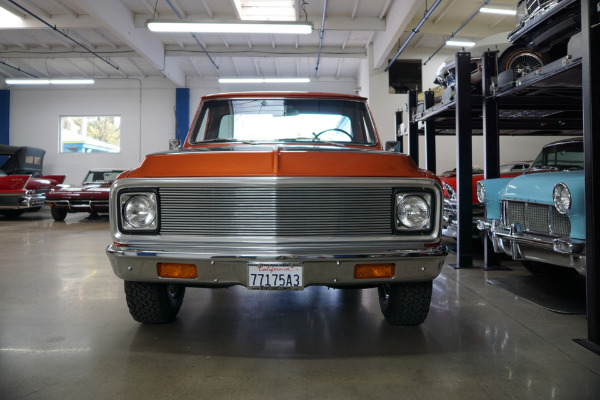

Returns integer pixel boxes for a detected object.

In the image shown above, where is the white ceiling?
[0,0,518,88]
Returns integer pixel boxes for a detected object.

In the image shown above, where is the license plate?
[248,262,303,290]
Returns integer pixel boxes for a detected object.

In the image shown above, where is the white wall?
[8,78,358,185]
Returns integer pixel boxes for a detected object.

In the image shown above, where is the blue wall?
[175,88,190,142]
[0,90,9,145]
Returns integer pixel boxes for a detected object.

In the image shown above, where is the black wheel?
[50,207,68,221]
[522,260,578,279]
[124,281,186,323]
[378,281,433,326]
[498,46,546,81]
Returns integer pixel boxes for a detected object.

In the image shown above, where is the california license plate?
[248,262,303,290]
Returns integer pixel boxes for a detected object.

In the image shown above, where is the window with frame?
[59,116,121,153]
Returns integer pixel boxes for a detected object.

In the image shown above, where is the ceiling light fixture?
[147,21,312,34]
[480,7,517,16]
[446,40,476,47]
[6,79,95,85]
[0,6,23,27]
[218,77,310,84]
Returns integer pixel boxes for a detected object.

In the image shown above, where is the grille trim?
[503,200,570,236]
[159,186,393,237]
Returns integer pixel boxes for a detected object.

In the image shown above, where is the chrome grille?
[159,187,392,236]
[503,201,570,236]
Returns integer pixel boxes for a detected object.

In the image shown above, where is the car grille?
[525,0,552,16]
[158,186,392,237]
[503,200,570,236]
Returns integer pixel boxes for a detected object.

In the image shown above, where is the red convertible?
[439,163,530,238]
[46,169,123,221]
[0,145,65,218]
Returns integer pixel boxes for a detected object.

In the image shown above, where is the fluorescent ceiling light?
[147,21,312,34]
[0,6,24,27]
[219,77,310,83]
[6,79,95,85]
[480,7,517,16]
[446,40,476,47]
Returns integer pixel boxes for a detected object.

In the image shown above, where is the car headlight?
[553,182,571,214]
[396,194,431,230]
[476,181,486,203]
[121,192,158,230]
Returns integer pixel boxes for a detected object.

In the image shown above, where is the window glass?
[189,99,377,145]
[60,116,121,153]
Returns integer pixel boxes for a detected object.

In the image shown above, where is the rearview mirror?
[169,139,181,151]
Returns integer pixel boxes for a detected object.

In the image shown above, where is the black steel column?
[407,90,419,165]
[455,52,473,268]
[424,91,436,173]
[481,50,502,269]
[574,0,600,354]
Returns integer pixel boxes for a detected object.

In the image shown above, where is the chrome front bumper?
[0,193,46,209]
[477,219,586,275]
[106,243,448,287]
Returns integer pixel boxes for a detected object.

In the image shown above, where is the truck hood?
[502,170,585,204]
[126,145,432,179]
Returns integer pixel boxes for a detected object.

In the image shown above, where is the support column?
[424,90,436,173]
[455,52,473,268]
[0,90,9,145]
[481,51,502,269]
[407,90,418,165]
[175,88,190,141]
[575,0,600,355]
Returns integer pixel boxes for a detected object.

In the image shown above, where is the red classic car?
[46,169,124,221]
[439,163,530,238]
[0,145,66,218]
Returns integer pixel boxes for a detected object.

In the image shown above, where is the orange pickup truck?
[106,92,447,326]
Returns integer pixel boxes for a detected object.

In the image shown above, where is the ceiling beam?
[372,0,421,69]
[77,0,185,86]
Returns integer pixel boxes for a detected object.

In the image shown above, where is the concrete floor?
[1,208,599,400]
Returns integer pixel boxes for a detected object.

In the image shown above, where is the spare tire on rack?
[498,46,547,81]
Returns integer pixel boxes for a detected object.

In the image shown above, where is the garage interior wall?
[8,52,561,183]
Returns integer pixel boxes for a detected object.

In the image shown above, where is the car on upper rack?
[434,32,547,95]
[46,168,124,221]
[508,0,580,61]
[439,162,530,239]
[476,137,584,276]
[106,92,448,326]
[0,144,66,218]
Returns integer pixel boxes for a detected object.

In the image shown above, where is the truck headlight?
[476,181,486,203]
[553,182,571,214]
[121,192,158,230]
[396,194,431,230]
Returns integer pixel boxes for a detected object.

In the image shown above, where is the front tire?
[124,281,185,323]
[51,207,68,221]
[378,281,433,326]
[498,46,546,81]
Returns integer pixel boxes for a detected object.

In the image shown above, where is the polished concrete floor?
[1,208,599,400]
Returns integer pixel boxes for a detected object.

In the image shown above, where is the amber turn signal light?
[354,263,395,279]
[157,263,198,279]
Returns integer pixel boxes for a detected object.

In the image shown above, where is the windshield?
[189,98,378,146]
[83,170,122,183]
[530,140,583,171]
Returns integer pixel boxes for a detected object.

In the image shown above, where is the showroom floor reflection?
[1,209,599,400]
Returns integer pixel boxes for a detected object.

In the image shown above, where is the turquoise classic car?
[476,137,585,276]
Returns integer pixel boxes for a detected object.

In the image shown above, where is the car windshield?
[529,140,584,171]
[83,170,122,183]
[189,98,378,145]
